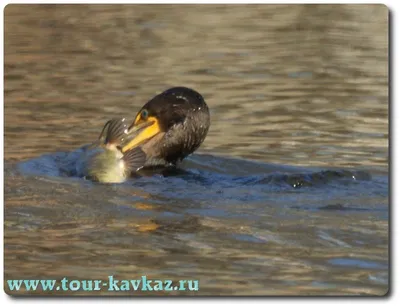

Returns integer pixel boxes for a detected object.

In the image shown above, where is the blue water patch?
[15,150,387,217]
[328,258,387,270]
[368,272,389,285]
[230,233,266,244]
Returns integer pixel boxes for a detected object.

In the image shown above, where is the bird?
[120,87,210,168]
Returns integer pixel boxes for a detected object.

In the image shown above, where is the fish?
[76,118,146,183]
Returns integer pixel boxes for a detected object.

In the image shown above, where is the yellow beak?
[121,116,161,153]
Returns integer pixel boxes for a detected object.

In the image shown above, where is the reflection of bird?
[76,118,145,183]
[121,87,210,167]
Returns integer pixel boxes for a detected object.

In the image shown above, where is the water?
[4,4,388,295]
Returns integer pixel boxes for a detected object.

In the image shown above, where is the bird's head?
[121,87,208,154]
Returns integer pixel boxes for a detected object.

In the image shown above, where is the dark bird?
[120,87,210,168]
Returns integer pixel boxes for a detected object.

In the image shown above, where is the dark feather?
[134,87,210,166]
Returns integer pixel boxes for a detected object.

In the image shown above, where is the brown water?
[4,4,388,296]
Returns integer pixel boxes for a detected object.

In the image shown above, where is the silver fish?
[76,118,145,183]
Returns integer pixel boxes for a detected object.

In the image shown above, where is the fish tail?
[122,147,146,171]
[98,118,129,145]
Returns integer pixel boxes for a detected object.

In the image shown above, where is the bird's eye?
[141,109,149,120]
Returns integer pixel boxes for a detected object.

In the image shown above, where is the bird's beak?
[121,116,161,153]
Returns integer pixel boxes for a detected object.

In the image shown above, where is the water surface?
[4,4,388,295]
